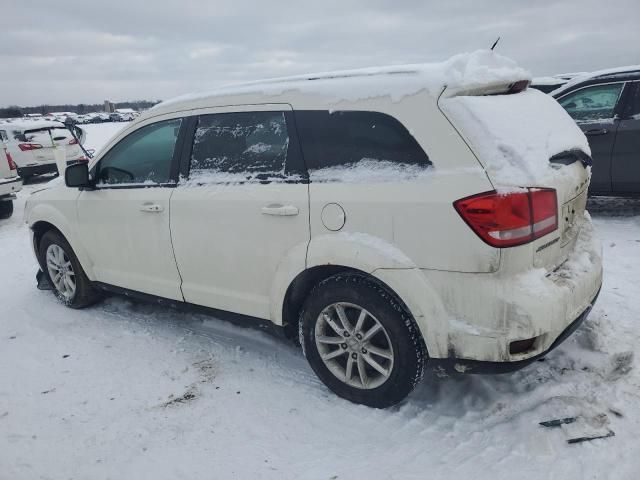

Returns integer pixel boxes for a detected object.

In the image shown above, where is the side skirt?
[92,281,290,341]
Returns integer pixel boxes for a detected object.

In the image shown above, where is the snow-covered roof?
[0,120,65,131]
[115,108,136,113]
[551,64,640,96]
[531,76,567,86]
[149,50,530,116]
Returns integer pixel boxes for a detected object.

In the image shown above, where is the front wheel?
[0,200,13,219]
[300,273,426,408]
[39,230,101,308]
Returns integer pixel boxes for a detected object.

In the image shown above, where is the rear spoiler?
[442,79,531,98]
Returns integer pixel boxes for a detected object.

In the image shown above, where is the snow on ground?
[1,124,639,479]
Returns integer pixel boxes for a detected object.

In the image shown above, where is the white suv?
[24,52,603,407]
[0,121,87,180]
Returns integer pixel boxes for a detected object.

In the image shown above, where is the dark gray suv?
[552,68,640,196]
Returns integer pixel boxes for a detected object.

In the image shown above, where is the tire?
[39,230,102,308]
[299,273,426,408]
[0,200,13,219]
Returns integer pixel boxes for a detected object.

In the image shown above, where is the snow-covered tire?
[300,273,425,408]
[0,200,13,219]
[39,230,102,308]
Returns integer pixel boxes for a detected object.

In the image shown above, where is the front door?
[76,117,184,300]
[558,82,626,194]
[170,107,310,320]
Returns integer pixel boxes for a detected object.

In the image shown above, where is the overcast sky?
[1,0,638,107]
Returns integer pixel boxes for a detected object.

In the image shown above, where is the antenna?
[490,36,501,51]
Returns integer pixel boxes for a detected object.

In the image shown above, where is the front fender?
[27,195,96,281]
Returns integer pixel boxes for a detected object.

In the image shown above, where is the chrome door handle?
[261,204,299,216]
[139,204,164,213]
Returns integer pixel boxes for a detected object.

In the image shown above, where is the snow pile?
[153,50,530,110]
[309,159,432,183]
[441,88,590,186]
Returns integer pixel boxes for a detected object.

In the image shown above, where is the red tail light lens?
[5,150,16,170]
[68,138,78,145]
[454,189,558,248]
[18,143,43,151]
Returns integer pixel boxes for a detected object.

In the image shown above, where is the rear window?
[294,110,431,182]
[441,89,590,186]
[15,127,76,144]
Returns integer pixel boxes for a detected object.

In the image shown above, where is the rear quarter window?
[294,110,431,183]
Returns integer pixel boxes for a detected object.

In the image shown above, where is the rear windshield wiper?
[550,150,592,168]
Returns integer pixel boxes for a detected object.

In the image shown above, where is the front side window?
[559,83,624,121]
[96,119,181,186]
[188,111,290,183]
[294,110,431,182]
[0,130,7,142]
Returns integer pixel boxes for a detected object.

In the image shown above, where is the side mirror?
[65,162,91,188]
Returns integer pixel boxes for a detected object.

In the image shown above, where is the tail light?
[18,143,43,151]
[454,189,558,248]
[69,138,78,145]
[5,150,16,170]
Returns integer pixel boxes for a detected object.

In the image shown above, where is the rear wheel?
[0,200,13,219]
[39,230,101,308]
[300,273,425,408]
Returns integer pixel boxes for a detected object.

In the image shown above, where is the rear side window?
[188,111,293,183]
[623,82,640,119]
[96,119,181,186]
[0,130,7,142]
[294,110,431,182]
[558,83,624,121]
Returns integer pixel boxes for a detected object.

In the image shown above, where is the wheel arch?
[29,210,96,281]
[280,265,432,358]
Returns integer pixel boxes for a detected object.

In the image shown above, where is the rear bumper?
[430,287,599,374]
[0,176,22,197]
[17,163,57,177]
[17,159,86,178]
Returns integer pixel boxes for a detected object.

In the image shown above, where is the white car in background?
[0,144,21,219]
[0,121,87,180]
[24,51,603,408]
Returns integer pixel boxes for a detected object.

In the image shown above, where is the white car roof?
[145,50,531,119]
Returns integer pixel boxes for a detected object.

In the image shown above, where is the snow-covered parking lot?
[1,124,639,479]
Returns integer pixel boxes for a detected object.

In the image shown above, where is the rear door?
[557,82,626,194]
[170,105,310,320]
[611,81,640,194]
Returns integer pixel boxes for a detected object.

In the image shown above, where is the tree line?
[0,100,161,118]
